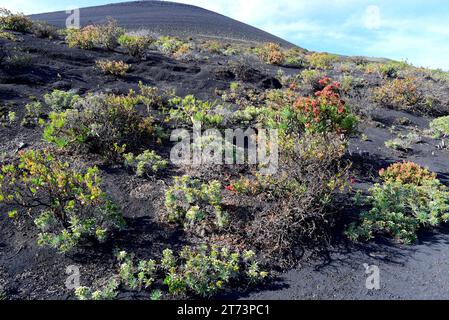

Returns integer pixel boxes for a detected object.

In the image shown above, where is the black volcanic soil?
[30,1,295,47]
[1,29,449,300]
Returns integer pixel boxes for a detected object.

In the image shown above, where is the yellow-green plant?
[164,175,228,235]
[0,149,125,252]
[95,59,130,77]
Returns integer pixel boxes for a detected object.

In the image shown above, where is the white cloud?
[363,5,381,29]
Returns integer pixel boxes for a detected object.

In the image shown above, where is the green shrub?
[65,26,96,50]
[306,52,338,70]
[384,132,420,152]
[117,251,156,290]
[95,59,130,77]
[124,150,168,177]
[373,77,422,109]
[138,81,174,112]
[156,36,184,56]
[0,8,32,33]
[44,89,80,112]
[164,175,228,235]
[21,101,43,127]
[43,93,154,160]
[378,60,410,78]
[256,42,285,65]
[163,246,267,297]
[118,34,153,59]
[32,21,59,39]
[0,149,125,252]
[65,18,123,51]
[347,162,449,244]
[94,17,124,51]
[0,30,18,41]
[168,95,224,127]
[430,116,449,138]
[4,52,32,70]
[76,245,267,299]
[75,279,119,300]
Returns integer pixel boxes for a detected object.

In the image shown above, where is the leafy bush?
[162,246,267,297]
[95,59,130,77]
[21,101,43,127]
[138,81,174,112]
[430,116,449,138]
[0,149,125,252]
[284,48,307,68]
[118,34,153,59]
[4,52,32,70]
[300,69,326,92]
[32,21,59,39]
[117,251,156,290]
[93,17,124,51]
[292,77,358,135]
[306,52,338,70]
[65,26,97,50]
[373,77,422,109]
[124,150,168,177]
[378,61,410,78]
[384,132,420,152]
[76,245,267,299]
[75,279,119,300]
[0,8,32,33]
[0,30,17,41]
[168,95,224,127]
[200,40,222,54]
[65,18,123,51]
[347,162,449,244]
[156,36,185,56]
[44,89,80,112]
[257,42,285,65]
[164,175,228,236]
[43,93,154,160]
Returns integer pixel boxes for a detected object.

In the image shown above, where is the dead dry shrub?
[246,133,349,265]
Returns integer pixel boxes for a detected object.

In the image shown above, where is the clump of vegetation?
[429,116,449,139]
[284,48,307,68]
[306,52,338,70]
[168,95,224,127]
[347,162,449,244]
[44,89,80,112]
[162,246,267,297]
[156,36,185,56]
[21,101,43,127]
[3,52,33,70]
[292,77,358,135]
[95,59,130,77]
[124,150,168,177]
[138,81,174,112]
[76,245,267,300]
[0,149,125,252]
[373,77,422,110]
[65,18,124,51]
[0,30,18,41]
[164,175,228,236]
[43,92,154,160]
[299,69,326,92]
[0,8,33,33]
[32,21,59,39]
[118,34,153,59]
[65,26,97,50]
[75,279,119,300]
[256,42,285,65]
[378,60,411,78]
[200,40,223,54]
[385,132,420,152]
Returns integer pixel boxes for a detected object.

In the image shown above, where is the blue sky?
[2,0,449,70]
